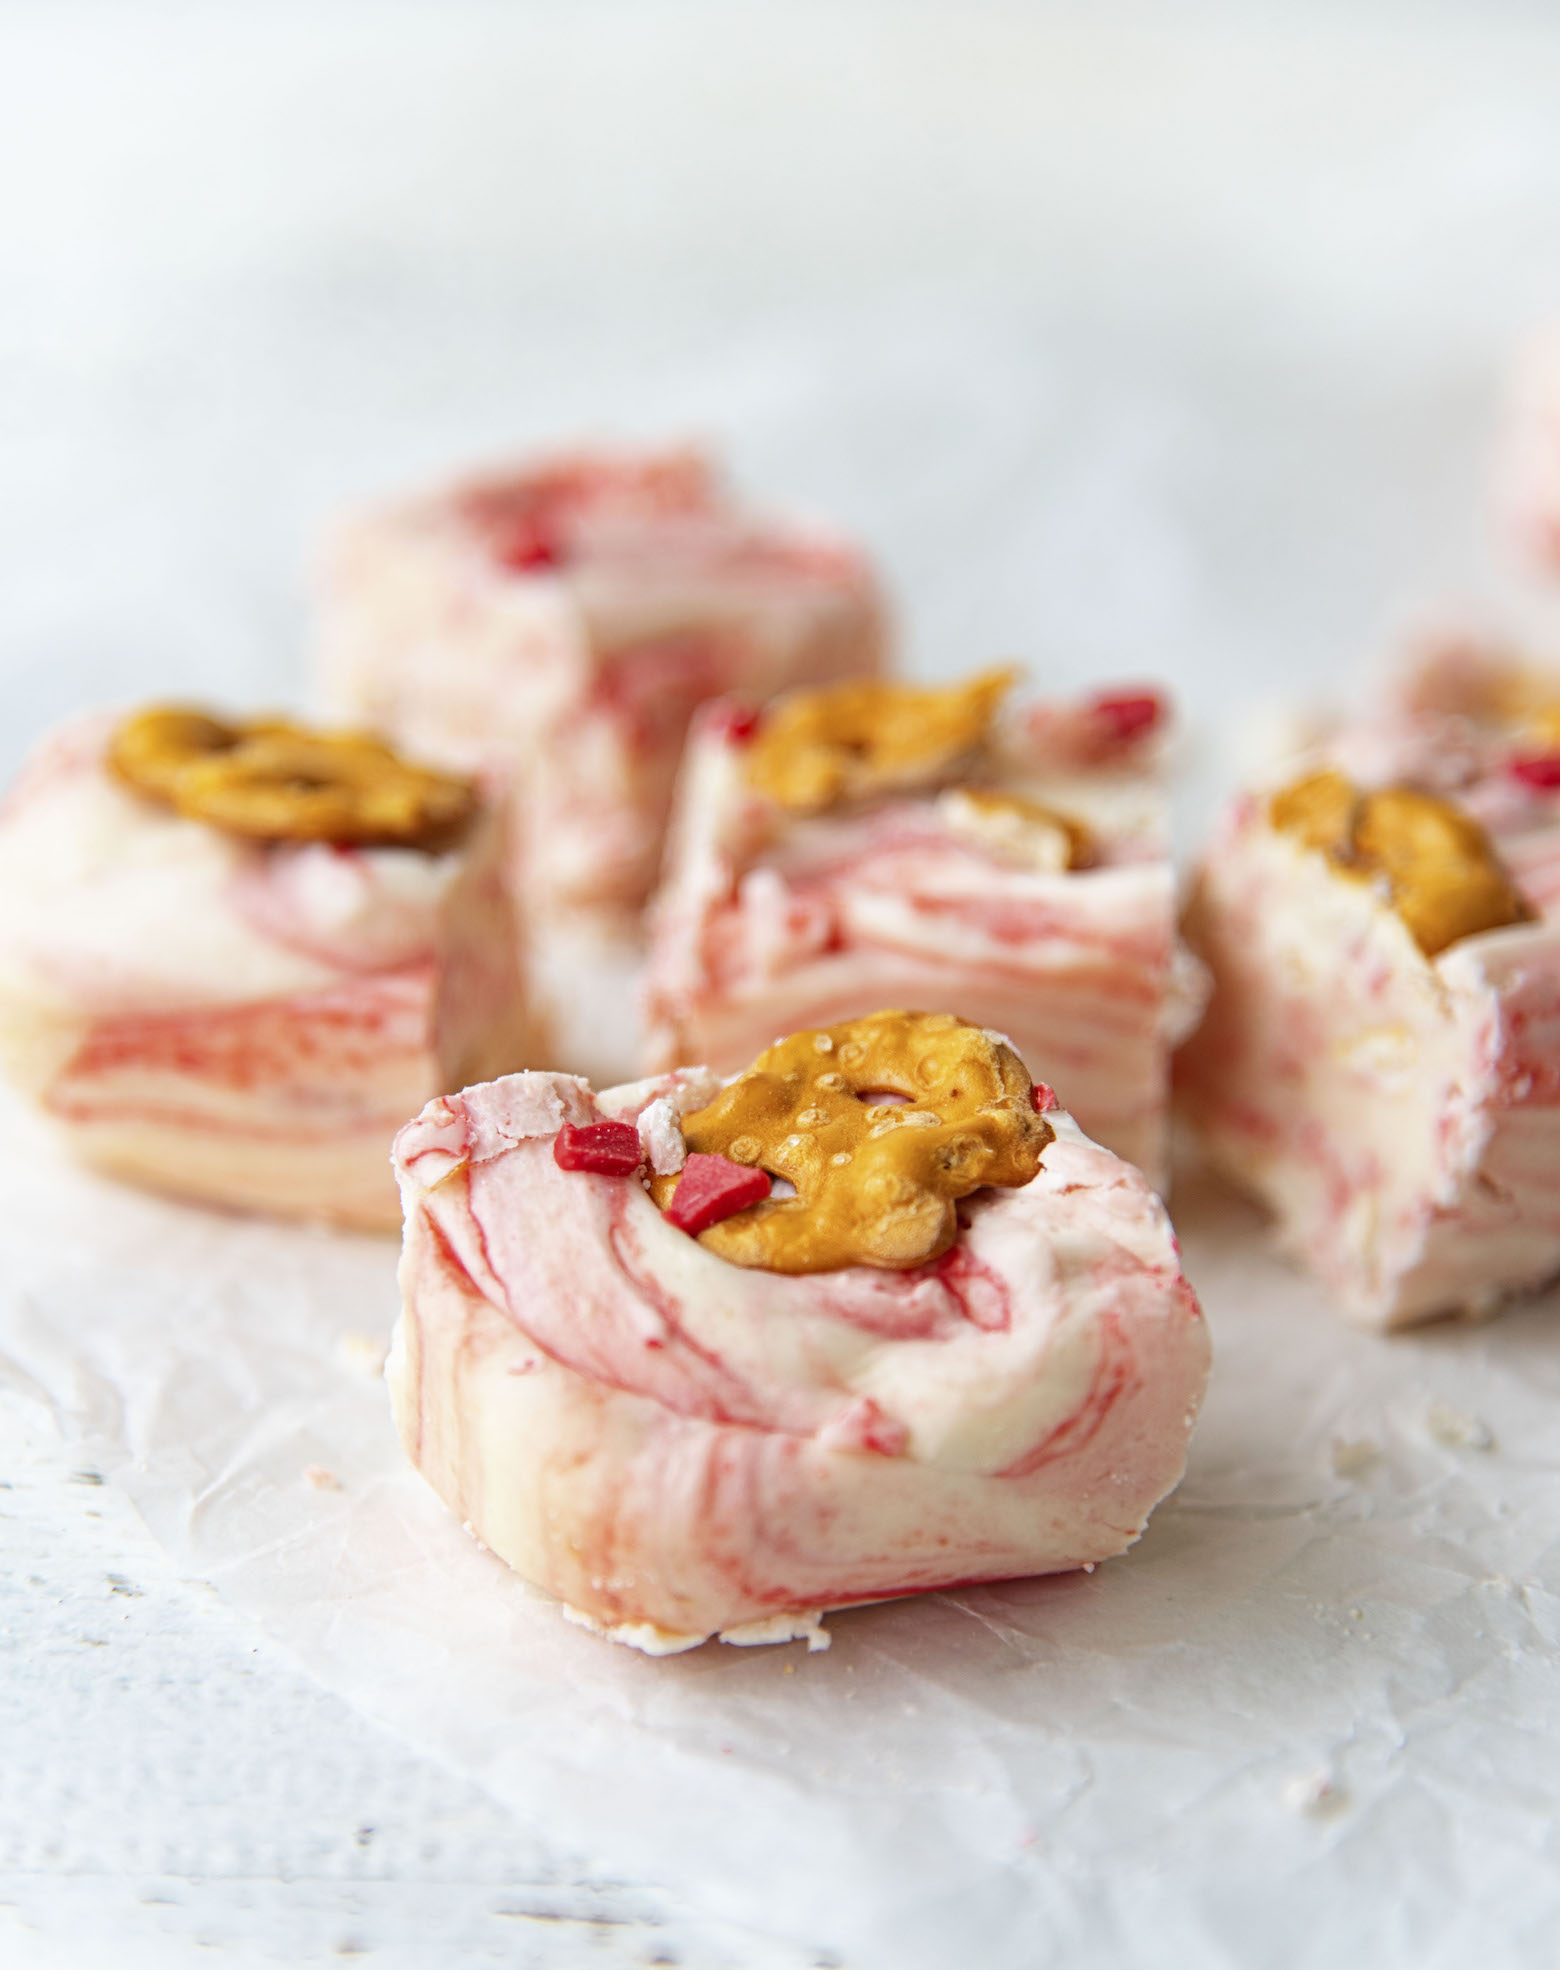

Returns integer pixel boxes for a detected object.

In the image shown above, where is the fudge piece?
[0,706,537,1230]
[316,446,887,924]
[389,1012,1209,1653]
[1497,324,1560,575]
[642,671,1205,1188]
[1178,640,1560,1326]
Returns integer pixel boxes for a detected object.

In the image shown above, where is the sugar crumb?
[1282,1768,1349,1818]
[1330,1437,1380,1479]
[1426,1401,1494,1452]
[338,1330,387,1377]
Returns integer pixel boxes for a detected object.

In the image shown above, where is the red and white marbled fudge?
[317,447,887,924]
[1497,324,1560,576]
[0,711,536,1229]
[388,1013,1209,1653]
[1178,636,1560,1327]
[643,672,1205,1189]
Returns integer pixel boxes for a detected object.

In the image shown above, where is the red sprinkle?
[553,1120,643,1176]
[1508,752,1560,791]
[705,700,762,746]
[664,1153,771,1235]
[1030,1082,1059,1114]
[1086,689,1165,744]
[492,513,563,572]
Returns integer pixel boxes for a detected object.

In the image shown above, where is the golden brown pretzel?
[744,669,1018,815]
[652,1010,1052,1273]
[108,705,476,853]
[1271,767,1528,956]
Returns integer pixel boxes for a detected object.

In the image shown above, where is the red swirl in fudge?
[1179,635,1560,1326]
[316,449,887,1074]
[643,672,1204,1189]
[0,707,537,1228]
[388,1011,1209,1654]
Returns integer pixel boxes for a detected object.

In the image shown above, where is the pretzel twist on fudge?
[744,668,1018,814]
[650,1010,1052,1272]
[109,705,477,852]
[1271,767,1529,957]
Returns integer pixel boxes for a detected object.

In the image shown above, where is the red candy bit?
[492,513,563,572]
[552,1120,643,1176]
[704,699,762,746]
[1508,752,1560,791]
[1029,1082,1059,1115]
[665,1153,771,1235]
[1086,688,1166,745]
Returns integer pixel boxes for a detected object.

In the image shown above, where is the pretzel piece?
[1270,768,1528,956]
[109,705,476,853]
[744,669,1017,815]
[651,1010,1052,1272]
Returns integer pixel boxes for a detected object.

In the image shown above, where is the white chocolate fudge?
[1179,640,1560,1327]
[643,674,1205,1189]
[317,448,887,926]
[388,1013,1209,1653]
[0,711,537,1230]
[1497,324,1560,575]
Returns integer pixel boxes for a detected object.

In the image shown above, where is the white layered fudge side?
[388,1012,1210,1653]
[643,673,1205,1188]
[317,448,889,925]
[1179,650,1560,1327]
[0,709,538,1230]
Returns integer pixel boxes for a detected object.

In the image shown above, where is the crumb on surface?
[1330,1436,1380,1478]
[1426,1401,1495,1452]
[338,1330,388,1377]
[1282,1768,1349,1818]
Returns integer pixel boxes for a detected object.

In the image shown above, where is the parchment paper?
[3,1084,1558,1970]
[10,6,1560,1961]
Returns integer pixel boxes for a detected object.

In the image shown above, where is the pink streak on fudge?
[1179,646,1560,1325]
[642,689,1204,1188]
[0,714,536,1230]
[388,1068,1210,1651]
[316,447,889,926]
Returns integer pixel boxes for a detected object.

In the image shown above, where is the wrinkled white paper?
[9,5,1560,1958]
[2,1085,1558,1970]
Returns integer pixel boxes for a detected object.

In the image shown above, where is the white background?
[5,4,1560,1965]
